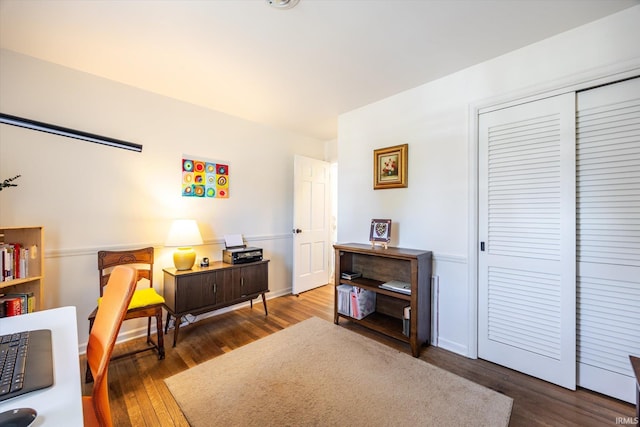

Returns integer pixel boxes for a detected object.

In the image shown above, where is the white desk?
[0,306,83,426]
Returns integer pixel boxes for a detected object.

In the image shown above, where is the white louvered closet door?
[576,77,640,403]
[478,93,577,389]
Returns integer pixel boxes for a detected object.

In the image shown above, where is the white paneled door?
[292,155,331,295]
[478,93,577,389]
[576,77,640,403]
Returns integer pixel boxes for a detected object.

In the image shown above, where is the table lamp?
[165,219,203,270]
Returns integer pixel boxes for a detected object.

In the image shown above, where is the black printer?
[222,246,263,264]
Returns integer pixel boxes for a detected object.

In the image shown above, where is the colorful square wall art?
[182,157,229,198]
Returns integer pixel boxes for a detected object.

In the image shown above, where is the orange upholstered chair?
[86,247,165,382]
[83,265,137,427]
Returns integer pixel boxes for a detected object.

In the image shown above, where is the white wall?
[0,49,326,348]
[337,6,640,356]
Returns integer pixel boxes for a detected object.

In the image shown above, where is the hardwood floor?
[81,284,636,426]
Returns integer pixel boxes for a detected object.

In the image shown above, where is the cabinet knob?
[292,228,302,234]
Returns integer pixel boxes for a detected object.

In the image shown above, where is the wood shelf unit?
[0,226,44,312]
[333,243,432,357]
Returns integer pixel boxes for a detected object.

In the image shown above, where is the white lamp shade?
[165,219,203,248]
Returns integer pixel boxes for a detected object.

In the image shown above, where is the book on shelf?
[0,296,22,317]
[379,280,411,295]
[340,271,361,280]
[1,243,30,282]
[402,306,411,337]
[4,292,35,314]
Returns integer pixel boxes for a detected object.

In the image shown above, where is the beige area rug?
[165,317,512,426]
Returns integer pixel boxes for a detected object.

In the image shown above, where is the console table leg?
[172,315,182,347]
[164,313,171,334]
[261,293,268,315]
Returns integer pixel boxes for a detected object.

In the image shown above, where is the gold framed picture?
[373,144,408,189]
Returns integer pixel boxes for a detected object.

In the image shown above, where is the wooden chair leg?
[156,311,165,359]
[146,317,152,345]
[85,317,95,383]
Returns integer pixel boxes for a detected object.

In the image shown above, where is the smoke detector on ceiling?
[266,0,300,10]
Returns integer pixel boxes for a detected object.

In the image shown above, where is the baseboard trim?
[437,337,470,358]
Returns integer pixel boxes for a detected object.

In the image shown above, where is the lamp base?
[173,247,196,270]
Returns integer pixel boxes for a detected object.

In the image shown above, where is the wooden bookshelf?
[0,226,44,313]
[333,243,432,357]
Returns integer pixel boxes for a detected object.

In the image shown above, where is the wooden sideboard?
[163,260,269,346]
[333,243,432,357]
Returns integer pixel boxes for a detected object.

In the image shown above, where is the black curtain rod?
[0,113,142,152]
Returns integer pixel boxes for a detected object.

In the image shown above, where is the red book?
[4,297,22,316]
[12,243,21,279]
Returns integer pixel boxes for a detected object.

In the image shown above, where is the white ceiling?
[1,0,638,141]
